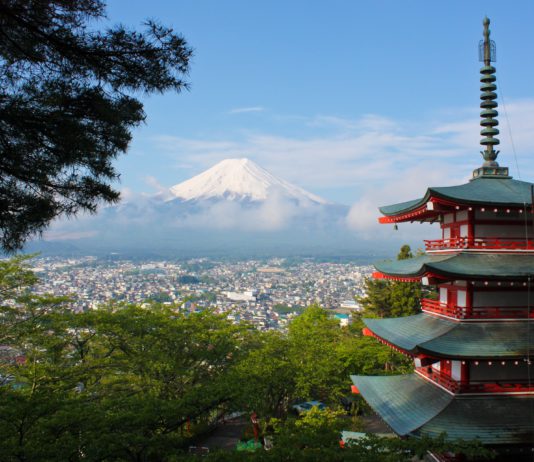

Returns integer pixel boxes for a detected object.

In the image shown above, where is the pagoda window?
[443,224,462,238]
[451,360,462,381]
[474,209,521,221]
[472,209,534,243]
[440,211,472,245]
[470,361,531,382]
[473,289,527,307]
[474,223,529,239]
[423,283,473,319]
[456,210,469,221]
[439,287,448,305]
[456,289,467,307]
[443,213,455,225]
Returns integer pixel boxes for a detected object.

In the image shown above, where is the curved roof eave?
[379,177,534,218]
[350,374,452,436]
[374,253,534,280]
[352,374,534,444]
[364,313,534,359]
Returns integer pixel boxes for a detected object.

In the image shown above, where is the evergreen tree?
[0,0,192,251]
[396,244,413,260]
[357,245,421,318]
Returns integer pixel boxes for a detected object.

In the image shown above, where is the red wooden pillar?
[465,284,473,318]
[441,360,452,377]
[447,287,457,316]
[460,361,470,391]
[467,209,474,247]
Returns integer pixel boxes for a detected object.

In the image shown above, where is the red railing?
[416,367,534,394]
[421,298,534,320]
[421,298,464,317]
[425,237,534,251]
[416,366,460,392]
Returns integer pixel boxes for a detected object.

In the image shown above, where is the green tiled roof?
[379,198,423,216]
[379,177,534,216]
[350,374,452,435]
[364,314,455,352]
[352,374,534,445]
[415,395,534,445]
[364,313,534,358]
[375,253,534,280]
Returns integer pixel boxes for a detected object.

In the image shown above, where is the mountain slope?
[168,158,329,205]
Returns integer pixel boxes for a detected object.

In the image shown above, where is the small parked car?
[291,400,326,414]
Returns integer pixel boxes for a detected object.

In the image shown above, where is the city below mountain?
[28,158,400,258]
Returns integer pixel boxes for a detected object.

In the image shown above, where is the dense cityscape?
[31,256,372,330]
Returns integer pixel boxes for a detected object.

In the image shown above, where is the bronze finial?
[472,17,510,179]
[483,17,491,65]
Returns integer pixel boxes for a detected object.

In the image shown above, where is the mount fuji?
[36,158,359,257]
[168,158,329,205]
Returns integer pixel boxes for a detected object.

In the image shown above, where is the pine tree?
[357,245,421,318]
[0,0,192,251]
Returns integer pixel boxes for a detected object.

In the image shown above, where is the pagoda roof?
[351,374,534,444]
[379,177,534,217]
[364,313,533,359]
[375,253,534,280]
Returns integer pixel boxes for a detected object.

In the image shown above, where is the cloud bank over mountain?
[41,158,377,257]
[37,90,530,257]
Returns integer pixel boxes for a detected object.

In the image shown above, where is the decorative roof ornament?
[472,17,510,180]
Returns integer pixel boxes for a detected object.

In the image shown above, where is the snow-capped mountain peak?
[168,158,329,204]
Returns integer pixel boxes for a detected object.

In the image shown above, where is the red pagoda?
[351,18,534,459]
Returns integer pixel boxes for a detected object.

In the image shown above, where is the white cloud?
[228,106,265,114]
[150,99,534,240]
[168,193,300,231]
[44,230,98,241]
[119,187,136,202]
[345,164,457,240]
[45,98,534,249]
[153,98,534,194]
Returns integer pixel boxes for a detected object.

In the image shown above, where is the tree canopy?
[0,0,192,251]
[357,245,422,318]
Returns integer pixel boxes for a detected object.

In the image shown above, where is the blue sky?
[100,0,534,232]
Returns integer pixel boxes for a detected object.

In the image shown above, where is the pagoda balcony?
[415,367,534,394]
[424,237,534,252]
[421,298,534,320]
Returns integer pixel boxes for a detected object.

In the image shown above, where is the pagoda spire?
[472,17,510,179]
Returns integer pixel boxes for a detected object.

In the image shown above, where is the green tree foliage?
[231,306,411,419]
[178,275,201,284]
[0,0,192,251]
[231,331,295,418]
[287,306,357,402]
[272,303,304,315]
[147,291,173,303]
[357,245,422,318]
[396,244,413,260]
[0,257,251,460]
[268,407,347,454]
